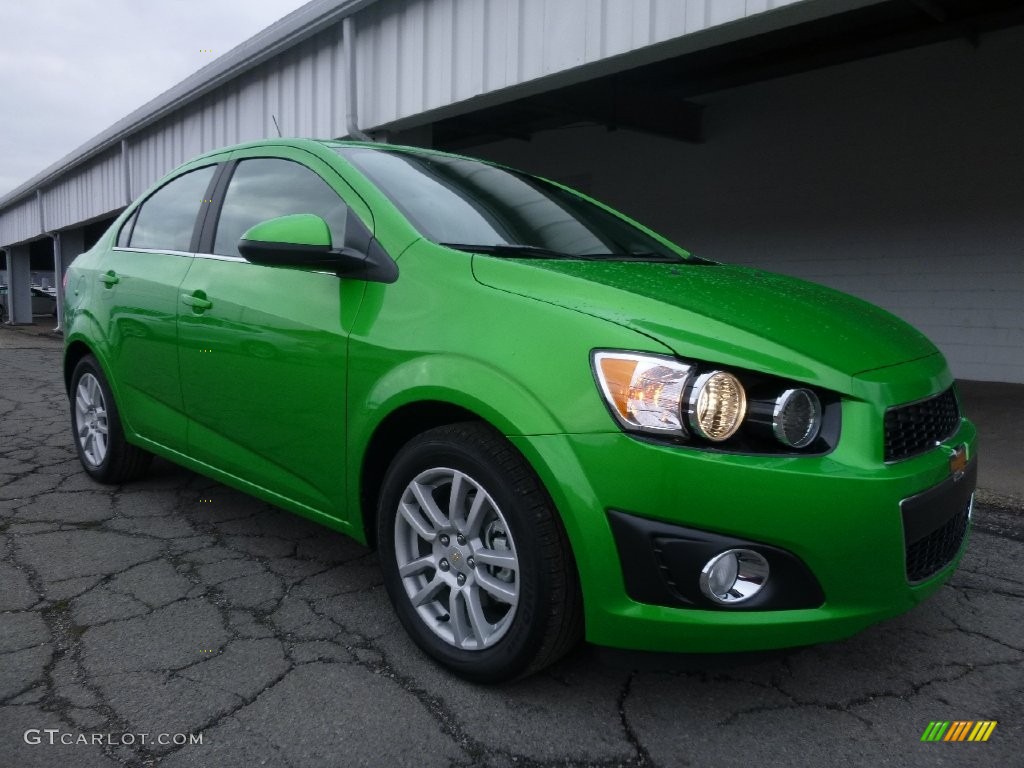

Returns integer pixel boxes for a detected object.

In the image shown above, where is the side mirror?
[238,212,398,283]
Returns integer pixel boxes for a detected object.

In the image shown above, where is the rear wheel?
[70,355,152,484]
[377,422,582,682]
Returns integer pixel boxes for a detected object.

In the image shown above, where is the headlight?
[773,388,821,448]
[686,371,747,442]
[592,352,693,436]
[593,351,830,453]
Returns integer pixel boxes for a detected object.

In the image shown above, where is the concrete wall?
[467,26,1024,383]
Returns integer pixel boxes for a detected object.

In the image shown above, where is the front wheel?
[69,355,152,484]
[377,422,582,682]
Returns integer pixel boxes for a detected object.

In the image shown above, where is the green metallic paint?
[64,138,977,656]
[178,258,351,515]
[240,212,333,248]
[509,415,975,652]
[473,257,938,389]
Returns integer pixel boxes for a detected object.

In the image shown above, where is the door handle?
[99,271,119,287]
[181,292,213,311]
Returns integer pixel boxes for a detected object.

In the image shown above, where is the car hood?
[471,257,938,383]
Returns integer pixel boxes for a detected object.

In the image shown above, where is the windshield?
[335,146,686,262]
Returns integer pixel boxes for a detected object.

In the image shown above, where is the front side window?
[213,158,349,258]
[336,146,685,262]
[129,165,217,252]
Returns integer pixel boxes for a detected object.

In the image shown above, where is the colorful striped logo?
[921,721,997,742]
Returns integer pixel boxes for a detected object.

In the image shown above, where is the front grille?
[884,387,960,462]
[905,504,970,583]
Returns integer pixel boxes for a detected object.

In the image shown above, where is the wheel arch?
[356,396,587,644]
[63,338,130,435]
[63,338,101,394]
[358,400,484,548]
[351,352,568,547]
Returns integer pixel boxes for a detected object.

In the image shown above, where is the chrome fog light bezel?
[699,548,770,605]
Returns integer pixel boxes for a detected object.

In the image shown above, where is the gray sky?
[0,0,311,198]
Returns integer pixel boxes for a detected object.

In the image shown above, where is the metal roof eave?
[0,0,378,212]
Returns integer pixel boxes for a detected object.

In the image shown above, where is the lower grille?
[905,503,970,583]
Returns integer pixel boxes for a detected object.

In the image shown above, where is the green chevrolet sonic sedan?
[63,138,977,681]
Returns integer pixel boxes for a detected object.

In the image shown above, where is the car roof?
[187,137,476,166]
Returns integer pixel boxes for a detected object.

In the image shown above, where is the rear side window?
[213,158,348,258]
[129,165,217,252]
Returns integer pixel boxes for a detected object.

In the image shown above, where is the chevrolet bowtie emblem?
[450,551,462,563]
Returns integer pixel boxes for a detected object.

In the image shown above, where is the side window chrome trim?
[194,252,247,263]
[194,253,338,275]
[112,247,194,257]
[113,247,250,264]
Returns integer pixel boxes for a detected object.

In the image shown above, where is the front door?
[177,150,362,517]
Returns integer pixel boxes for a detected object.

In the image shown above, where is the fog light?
[699,549,769,605]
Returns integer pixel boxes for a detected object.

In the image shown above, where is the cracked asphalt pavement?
[2,328,1022,768]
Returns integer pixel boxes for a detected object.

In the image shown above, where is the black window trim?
[197,160,238,254]
[116,207,140,248]
[199,155,352,258]
[123,162,223,254]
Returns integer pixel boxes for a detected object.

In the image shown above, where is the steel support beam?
[52,232,64,332]
[121,139,131,205]
[343,15,372,141]
[5,244,32,324]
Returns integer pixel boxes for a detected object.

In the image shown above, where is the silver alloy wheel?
[394,467,520,650]
[75,373,109,467]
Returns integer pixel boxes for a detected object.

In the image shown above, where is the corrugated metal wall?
[128,24,348,197]
[3,22,352,240]
[41,147,125,232]
[1,0,803,245]
[355,0,803,128]
[0,195,40,247]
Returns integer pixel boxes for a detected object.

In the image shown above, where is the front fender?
[355,352,562,440]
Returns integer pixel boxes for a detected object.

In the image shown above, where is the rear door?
[177,147,366,516]
[99,162,220,449]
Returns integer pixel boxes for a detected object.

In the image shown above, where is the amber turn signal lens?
[593,352,693,435]
[597,356,638,420]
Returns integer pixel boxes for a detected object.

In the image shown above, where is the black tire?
[377,422,582,683]
[69,354,152,484]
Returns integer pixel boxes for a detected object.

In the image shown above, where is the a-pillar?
[4,243,32,324]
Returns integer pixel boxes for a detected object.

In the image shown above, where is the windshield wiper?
[440,243,589,259]
[441,242,699,263]
[601,250,682,263]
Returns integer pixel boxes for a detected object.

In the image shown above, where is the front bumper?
[509,411,977,654]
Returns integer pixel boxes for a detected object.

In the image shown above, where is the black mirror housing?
[237,211,398,284]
